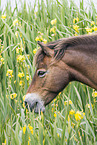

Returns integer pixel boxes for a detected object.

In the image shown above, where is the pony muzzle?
[24,93,45,113]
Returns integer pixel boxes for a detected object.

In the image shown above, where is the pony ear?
[37,41,53,57]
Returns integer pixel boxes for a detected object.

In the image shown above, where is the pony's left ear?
[37,41,53,57]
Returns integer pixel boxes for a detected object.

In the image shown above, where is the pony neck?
[62,44,97,90]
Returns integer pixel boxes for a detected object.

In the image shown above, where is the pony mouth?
[24,93,45,113]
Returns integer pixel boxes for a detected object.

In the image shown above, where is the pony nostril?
[24,101,28,109]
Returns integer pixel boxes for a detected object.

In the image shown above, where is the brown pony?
[24,34,97,113]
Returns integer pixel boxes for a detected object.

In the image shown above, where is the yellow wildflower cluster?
[17,55,25,62]
[50,26,56,33]
[6,69,13,78]
[16,41,25,54]
[35,31,47,44]
[64,100,72,105]
[85,26,92,33]
[92,91,97,98]
[85,21,97,34]
[74,111,85,121]
[69,109,85,121]
[18,72,25,78]
[91,21,95,26]
[10,93,17,99]
[23,124,33,135]
[69,109,75,115]
[28,124,33,135]
[73,17,79,24]
[50,18,57,36]
[73,25,79,33]
[73,17,79,35]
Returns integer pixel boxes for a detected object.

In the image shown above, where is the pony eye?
[37,70,46,77]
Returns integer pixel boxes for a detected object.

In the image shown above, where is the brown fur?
[35,34,97,66]
[25,34,97,112]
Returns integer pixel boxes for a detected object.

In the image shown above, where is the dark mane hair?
[34,34,97,66]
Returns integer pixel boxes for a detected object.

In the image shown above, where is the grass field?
[0,0,97,144]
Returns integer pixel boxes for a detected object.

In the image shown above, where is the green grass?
[0,0,97,144]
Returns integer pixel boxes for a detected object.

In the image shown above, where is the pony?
[24,34,97,113]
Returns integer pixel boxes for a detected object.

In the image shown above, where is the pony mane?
[34,34,97,66]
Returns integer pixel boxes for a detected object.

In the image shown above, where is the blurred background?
[1,0,97,12]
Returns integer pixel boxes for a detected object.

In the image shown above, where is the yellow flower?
[28,124,33,135]
[10,93,17,99]
[43,39,47,44]
[23,95,26,101]
[50,26,56,33]
[69,100,72,105]
[92,25,97,31]
[2,139,6,145]
[57,133,59,137]
[73,17,79,24]
[69,109,75,115]
[64,101,67,105]
[74,111,85,121]
[64,100,72,105]
[6,69,13,77]
[1,15,6,19]
[28,141,30,145]
[74,33,78,36]
[23,102,25,108]
[35,36,40,41]
[13,18,18,26]
[1,57,4,62]
[17,55,25,62]
[15,31,18,38]
[86,103,93,109]
[16,47,19,53]
[73,25,79,33]
[23,125,26,134]
[20,40,23,51]
[91,21,95,26]
[51,18,57,25]
[85,26,92,33]
[54,113,57,118]
[26,75,29,80]
[71,122,75,128]
[92,91,97,97]
[33,48,37,54]
[19,80,23,86]
[18,72,24,78]
[35,35,43,41]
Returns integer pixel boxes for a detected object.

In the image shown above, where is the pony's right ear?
[37,41,54,57]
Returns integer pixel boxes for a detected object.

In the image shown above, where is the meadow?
[0,0,97,144]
